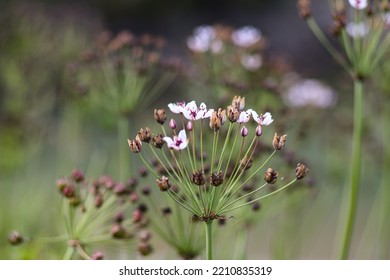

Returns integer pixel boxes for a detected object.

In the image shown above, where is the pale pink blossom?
[163,130,189,150]
[348,0,368,10]
[232,26,261,48]
[168,102,186,114]
[252,111,273,126]
[237,109,253,123]
[182,101,214,121]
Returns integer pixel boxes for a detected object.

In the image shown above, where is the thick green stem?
[339,79,364,259]
[205,221,213,260]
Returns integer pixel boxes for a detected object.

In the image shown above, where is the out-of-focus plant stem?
[378,97,390,259]
[340,79,364,259]
[117,116,130,181]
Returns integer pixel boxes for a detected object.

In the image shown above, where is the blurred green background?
[0,0,388,259]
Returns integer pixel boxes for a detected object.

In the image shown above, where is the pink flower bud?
[187,121,193,131]
[256,125,263,137]
[169,119,176,129]
[241,126,248,137]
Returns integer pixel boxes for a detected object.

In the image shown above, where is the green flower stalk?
[298,0,390,259]
[128,96,309,259]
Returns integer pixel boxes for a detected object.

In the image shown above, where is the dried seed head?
[156,175,171,191]
[139,166,148,177]
[191,170,206,186]
[132,208,143,223]
[264,167,278,184]
[114,212,124,223]
[137,127,152,143]
[129,192,139,203]
[252,202,261,211]
[232,96,245,111]
[210,171,224,187]
[295,162,310,179]
[273,133,287,150]
[227,105,240,122]
[8,231,24,245]
[154,109,167,125]
[94,195,104,208]
[151,134,165,149]
[161,206,172,216]
[138,242,153,256]
[128,136,142,153]
[138,203,148,213]
[111,224,126,239]
[138,230,152,242]
[141,185,151,196]
[240,156,253,171]
[331,10,347,36]
[209,108,227,131]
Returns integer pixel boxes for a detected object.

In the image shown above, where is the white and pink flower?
[252,111,273,126]
[348,0,368,10]
[232,26,262,48]
[168,101,186,114]
[182,101,214,121]
[237,109,253,123]
[163,130,189,150]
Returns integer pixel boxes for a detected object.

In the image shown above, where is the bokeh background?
[1,0,388,259]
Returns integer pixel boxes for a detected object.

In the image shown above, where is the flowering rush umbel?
[128,96,308,259]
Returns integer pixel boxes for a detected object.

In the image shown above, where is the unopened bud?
[187,121,193,131]
[132,208,143,223]
[255,125,263,137]
[91,251,104,260]
[295,162,310,179]
[62,185,76,198]
[71,169,85,183]
[169,119,177,129]
[241,126,248,137]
